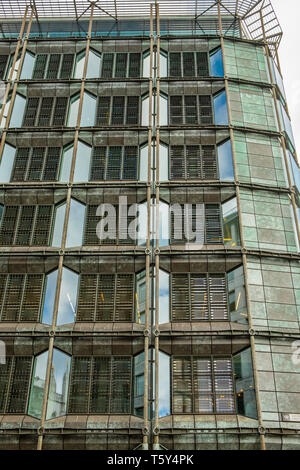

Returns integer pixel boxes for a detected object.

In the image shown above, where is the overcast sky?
[271,0,300,154]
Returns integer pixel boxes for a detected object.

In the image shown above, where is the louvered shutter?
[0,206,19,245]
[106,146,122,179]
[68,357,91,413]
[7,357,32,413]
[15,206,35,245]
[90,146,106,180]
[205,204,222,244]
[128,53,141,78]
[96,275,115,321]
[170,146,185,179]
[33,54,47,79]
[115,53,127,78]
[23,98,39,126]
[202,145,217,179]
[52,97,67,126]
[111,357,131,413]
[170,96,183,125]
[38,97,53,127]
[197,52,209,77]
[32,205,52,245]
[76,274,97,321]
[84,205,99,245]
[0,357,11,412]
[184,96,198,124]
[0,275,6,319]
[186,145,201,178]
[27,147,45,181]
[20,274,44,321]
[96,97,110,125]
[43,147,60,181]
[183,52,195,77]
[2,274,24,321]
[169,53,181,77]
[193,358,213,412]
[60,54,74,78]
[199,95,212,124]
[191,275,208,320]
[111,97,125,125]
[171,274,189,321]
[213,358,235,413]
[170,203,183,244]
[123,146,137,180]
[172,357,193,413]
[115,274,133,321]
[46,54,60,79]
[119,205,136,245]
[90,357,111,413]
[126,96,139,125]
[101,53,114,78]
[0,55,8,80]
[11,148,30,182]
[209,274,228,320]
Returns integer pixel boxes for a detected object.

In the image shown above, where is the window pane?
[134,352,145,416]
[158,143,169,181]
[159,269,169,324]
[20,52,35,79]
[227,266,248,324]
[217,139,234,181]
[159,53,168,77]
[135,270,146,324]
[139,145,149,181]
[233,348,257,419]
[142,96,149,126]
[68,95,79,127]
[86,50,101,78]
[74,52,85,78]
[81,92,96,127]
[46,349,71,420]
[213,91,228,125]
[159,94,168,126]
[143,53,150,78]
[28,350,49,419]
[73,141,91,182]
[158,351,170,417]
[41,270,58,325]
[65,199,85,247]
[51,203,66,247]
[56,267,78,325]
[210,48,224,77]
[59,146,73,182]
[0,144,16,182]
[10,94,26,128]
[222,197,241,247]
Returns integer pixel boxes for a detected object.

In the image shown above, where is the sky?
[271,0,300,154]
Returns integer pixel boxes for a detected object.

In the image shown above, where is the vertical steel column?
[36,4,95,451]
[217,3,266,451]
[153,1,160,451]
[142,3,154,451]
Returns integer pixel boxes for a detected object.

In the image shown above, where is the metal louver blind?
[96,275,115,321]
[209,275,228,320]
[0,357,11,412]
[38,97,53,127]
[101,53,114,78]
[169,53,181,77]
[11,148,30,181]
[0,275,6,316]
[184,96,198,124]
[171,274,189,321]
[0,206,19,245]
[111,357,131,413]
[60,54,74,79]
[199,95,213,124]
[32,205,52,245]
[193,358,213,412]
[115,275,133,321]
[205,204,222,244]
[43,147,61,180]
[96,97,110,125]
[213,358,235,413]
[202,145,217,179]
[126,96,139,125]
[172,357,193,413]
[1,274,24,321]
[115,53,127,78]
[27,147,45,181]
[90,357,111,413]
[15,206,35,245]
[68,357,91,413]
[20,274,44,321]
[46,54,60,79]
[84,205,100,245]
[111,97,125,125]
[6,357,32,413]
[23,98,39,126]
[52,97,67,126]
[90,146,106,180]
[170,96,183,125]
[186,145,201,178]
[76,274,98,321]
[33,54,47,79]
[128,53,141,78]
[123,146,137,180]
[191,275,208,321]
[197,52,209,77]
[0,55,8,80]
[183,52,195,77]
[170,146,185,179]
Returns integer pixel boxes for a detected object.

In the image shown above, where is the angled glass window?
[67,94,80,127]
[270,58,286,101]
[142,52,150,78]
[65,198,85,247]
[139,144,149,181]
[159,93,168,126]
[86,50,101,78]
[227,266,248,324]
[46,349,71,420]
[2,93,26,128]
[278,100,296,151]
[214,90,228,125]
[41,269,58,325]
[141,94,168,127]
[6,54,20,80]
[28,350,49,419]
[288,151,300,194]
[68,92,96,127]
[222,197,241,247]
[290,204,300,252]
[155,200,170,247]
[20,51,35,79]
[159,52,168,78]
[209,47,224,77]
[0,143,16,182]
[59,144,73,182]
[155,268,170,324]
[141,94,151,126]
[0,97,11,128]
[135,270,147,325]
[73,141,92,182]
[217,139,234,181]
[74,51,85,78]
[156,350,170,417]
[139,143,169,182]
[56,267,78,326]
[135,268,169,325]
[233,348,257,419]
[51,202,66,247]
